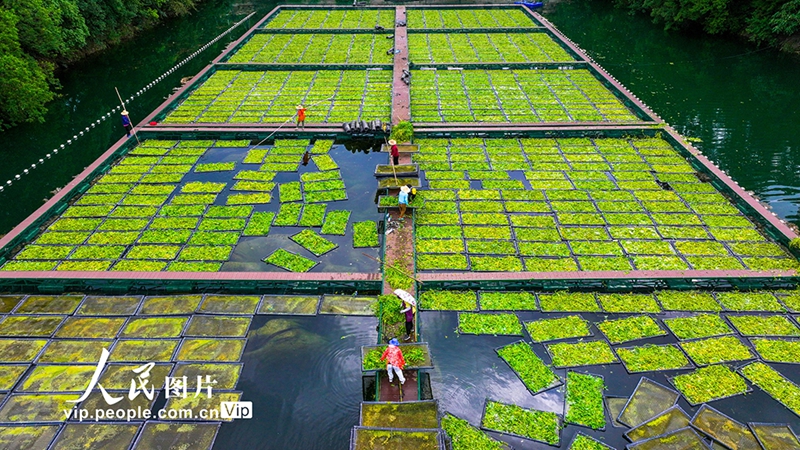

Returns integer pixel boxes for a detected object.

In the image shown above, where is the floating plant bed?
[353,221,379,248]
[656,291,722,312]
[495,341,561,395]
[670,364,750,405]
[0,339,47,362]
[726,314,800,337]
[121,316,188,338]
[110,340,180,362]
[133,422,219,449]
[615,344,693,373]
[351,427,444,450]
[524,315,591,343]
[679,335,755,366]
[690,404,761,450]
[419,290,478,311]
[361,343,433,371]
[55,316,126,338]
[360,401,439,429]
[176,338,246,362]
[50,423,141,449]
[565,371,606,430]
[378,195,425,210]
[624,405,690,443]
[480,400,561,446]
[319,295,376,315]
[751,338,800,364]
[716,292,785,312]
[441,413,508,450]
[185,316,250,337]
[100,363,172,389]
[171,363,242,390]
[228,33,394,64]
[457,312,522,335]
[37,340,111,363]
[19,365,97,393]
[0,365,30,391]
[740,362,800,416]
[139,295,203,315]
[626,427,707,449]
[263,9,395,30]
[263,249,318,272]
[0,393,81,422]
[618,377,680,428]
[408,33,575,64]
[290,230,338,256]
[546,340,618,368]
[663,314,733,340]
[478,291,537,310]
[0,426,61,447]
[258,295,320,315]
[568,433,613,450]
[749,423,800,449]
[596,315,666,344]
[375,164,419,177]
[538,292,600,312]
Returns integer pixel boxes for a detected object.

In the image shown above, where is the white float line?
[1,11,256,193]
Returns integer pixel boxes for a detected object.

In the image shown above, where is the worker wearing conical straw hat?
[296,105,306,130]
[121,110,132,138]
[398,185,410,219]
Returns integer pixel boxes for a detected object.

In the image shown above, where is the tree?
[0,8,56,128]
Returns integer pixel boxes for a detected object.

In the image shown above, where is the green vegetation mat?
[547,340,618,367]
[740,362,800,415]
[596,315,666,344]
[496,341,559,394]
[679,335,754,366]
[751,338,800,363]
[565,372,606,430]
[290,230,337,256]
[441,413,506,450]
[525,315,591,343]
[479,291,537,310]
[481,400,560,445]
[727,314,800,336]
[616,344,691,373]
[419,291,477,311]
[671,364,749,404]
[663,314,732,340]
[353,221,379,248]
[263,249,317,272]
[458,313,522,335]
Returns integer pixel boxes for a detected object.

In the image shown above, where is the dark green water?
[546,0,800,225]
[2,0,800,235]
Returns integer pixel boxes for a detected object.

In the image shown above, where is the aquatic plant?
[680,336,754,366]
[525,315,591,342]
[496,341,559,393]
[741,362,800,415]
[479,291,537,310]
[547,340,617,367]
[320,210,350,235]
[353,221,379,248]
[458,313,522,335]
[291,230,337,256]
[263,249,316,272]
[597,315,666,344]
[441,413,506,450]
[672,364,748,404]
[663,314,732,340]
[727,314,800,336]
[195,162,235,172]
[419,290,477,311]
[751,338,800,363]
[616,344,691,372]
[565,372,606,430]
[481,400,560,445]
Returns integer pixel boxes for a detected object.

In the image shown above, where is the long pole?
[115,87,141,145]
[252,96,334,148]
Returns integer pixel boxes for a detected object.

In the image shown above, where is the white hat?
[388,139,397,145]
[400,186,411,193]
[121,110,129,115]
[296,105,303,109]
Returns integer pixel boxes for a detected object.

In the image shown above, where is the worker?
[389,139,399,165]
[121,111,132,137]
[400,297,416,341]
[380,338,406,385]
[302,151,311,166]
[398,185,410,219]
[406,184,417,203]
[296,105,306,130]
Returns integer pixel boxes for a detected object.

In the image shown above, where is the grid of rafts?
[410,69,639,123]
[0,138,365,273]
[226,34,394,64]
[163,69,392,124]
[422,289,800,447]
[412,137,796,272]
[406,9,535,29]
[0,293,375,448]
[262,9,395,30]
[407,33,575,63]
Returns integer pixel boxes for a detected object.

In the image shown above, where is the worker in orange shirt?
[380,338,406,384]
[296,104,306,130]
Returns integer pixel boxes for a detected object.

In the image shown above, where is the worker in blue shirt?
[398,185,410,219]
[121,110,132,137]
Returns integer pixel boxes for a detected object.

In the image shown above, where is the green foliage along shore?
[0,0,201,129]
[613,0,800,48]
